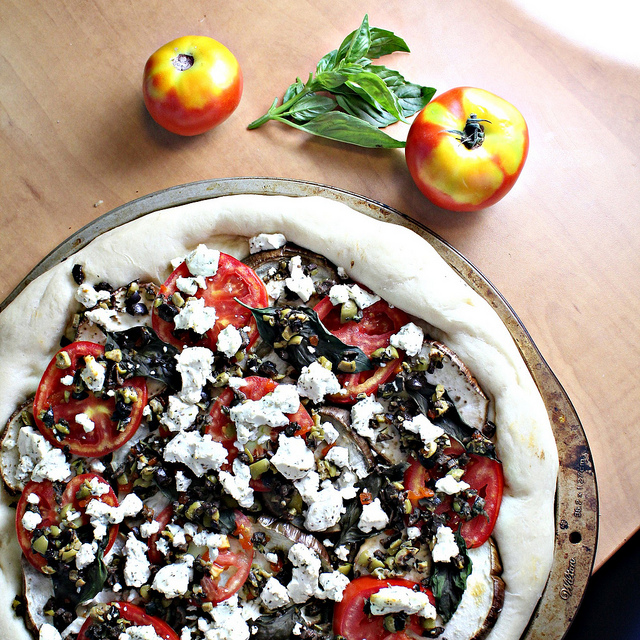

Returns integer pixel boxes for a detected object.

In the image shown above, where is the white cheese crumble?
[152,556,194,598]
[175,346,214,404]
[324,445,350,469]
[218,458,255,508]
[160,395,199,433]
[175,470,192,492]
[139,520,161,538]
[75,412,95,433]
[173,298,217,335]
[85,493,144,539]
[80,355,106,392]
[350,395,384,441]
[369,585,437,619]
[75,283,111,309]
[304,481,345,532]
[176,275,207,296]
[84,307,121,331]
[435,474,471,495]
[317,571,350,602]
[86,476,110,496]
[296,361,340,404]
[260,576,291,609]
[31,447,72,483]
[217,324,243,358]
[249,233,287,254]
[204,595,250,640]
[16,426,72,484]
[287,543,322,604]
[229,384,300,447]
[60,375,74,386]
[76,542,98,570]
[185,244,220,277]
[123,533,151,587]
[432,525,460,563]
[390,322,425,357]
[164,431,228,477]
[119,625,164,640]
[270,434,315,480]
[27,493,40,505]
[21,510,42,531]
[321,422,339,444]
[285,256,315,302]
[328,283,380,309]
[402,413,444,445]
[358,498,389,533]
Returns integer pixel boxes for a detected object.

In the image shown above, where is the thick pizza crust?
[0,194,558,640]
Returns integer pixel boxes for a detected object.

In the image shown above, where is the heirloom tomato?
[405,87,529,212]
[143,35,243,136]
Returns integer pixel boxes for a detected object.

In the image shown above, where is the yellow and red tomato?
[142,35,243,136]
[405,87,529,212]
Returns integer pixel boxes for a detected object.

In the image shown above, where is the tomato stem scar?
[446,113,492,150]
[172,53,194,71]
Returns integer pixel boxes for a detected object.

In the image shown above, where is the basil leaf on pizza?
[0,195,558,640]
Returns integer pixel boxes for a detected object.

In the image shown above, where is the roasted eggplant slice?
[422,340,489,431]
[441,537,505,640]
[1,399,35,493]
[22,556,54,632]
[242,245,339,306]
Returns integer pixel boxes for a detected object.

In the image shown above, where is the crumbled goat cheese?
[76,542,98,570]
[86,493,144,539]
[86,476,110,496]
[285,256,315,302]
[139,520,161,538]
[204,595,250,640]
[175,346,214,404]
[358,498,389,533]
[296,361,340,404]
[294,470,321,504]
[175,470,192,492]
[287,543,322,604]
[260,577,291,609]
[230,384,300,447]
[432,525,460,563]
[185,244,220,277]
[173,298,217,335]
[84,307,121,331]
[123,533,151,587]
[152,556,194,598]
[80,355,106,392]
[155,538,170,556]
[402,413,444,445]
[164,431,228,476]
[160,395,199,433]
[249,233,287,254]
[321,422,339,444]
[304,482,345,532]
[265,278,286,301]
[328,283,380,309]
[21,510,42,531]
[119,625,164,640]
[324,445,350,469]
[217,325,243,358]
[60,375,74,386]
[270,434,315,480]
[390,322,425,357]
[350,395,384,441]
[407,526,421,540]
[435,474,471,495]
[218,458,255,508]
[27,493,40,505]
[75,283,111,309]
[335,545,350,561]
[31,447,72,483]
[90,459,106,473]
[17,427,71,484]
[75,412,95,433]
[176,275,206,296]
[317,571,350,602]
[369,585,437,619]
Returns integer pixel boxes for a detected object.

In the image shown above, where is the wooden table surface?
[1,0,638,571]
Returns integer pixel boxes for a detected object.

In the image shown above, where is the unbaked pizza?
[0,195,558,640]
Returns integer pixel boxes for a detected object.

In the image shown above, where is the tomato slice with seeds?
[403,456,435,507]
[330,357,403,404]
[334,576,434,640]
[77,602,180,640]
[206,375,314,473]
[147,504,173,565]
[314,296,409,356]
[33,341,147,457]
[152,253,268,351]
[200,510,254,604]
[16,473,118,572]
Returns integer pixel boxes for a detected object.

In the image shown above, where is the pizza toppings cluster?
[2,237,507,640]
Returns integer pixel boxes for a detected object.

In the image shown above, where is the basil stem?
[248,14,435,148]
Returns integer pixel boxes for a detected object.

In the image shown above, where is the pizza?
[0,195,558,640]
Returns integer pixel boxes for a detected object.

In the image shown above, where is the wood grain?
[1,0,639,570]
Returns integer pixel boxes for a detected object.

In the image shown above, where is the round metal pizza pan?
[1,177,598,640]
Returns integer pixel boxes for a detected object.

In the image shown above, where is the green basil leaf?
[282,77,306,104]
[334,93,398,128]
[343,70,406,122]
[396,82,436,117]
[52,547,108,606]
[238,301,372,373]
[287,94,338,122]
[367,27,411,58]
[430,531,473,622]
[316,49,339,74]
[342,14,372,63]
[278,112,406,148]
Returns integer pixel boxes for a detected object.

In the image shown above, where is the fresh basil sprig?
[248,15,435,148]
[236,299,372,374]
